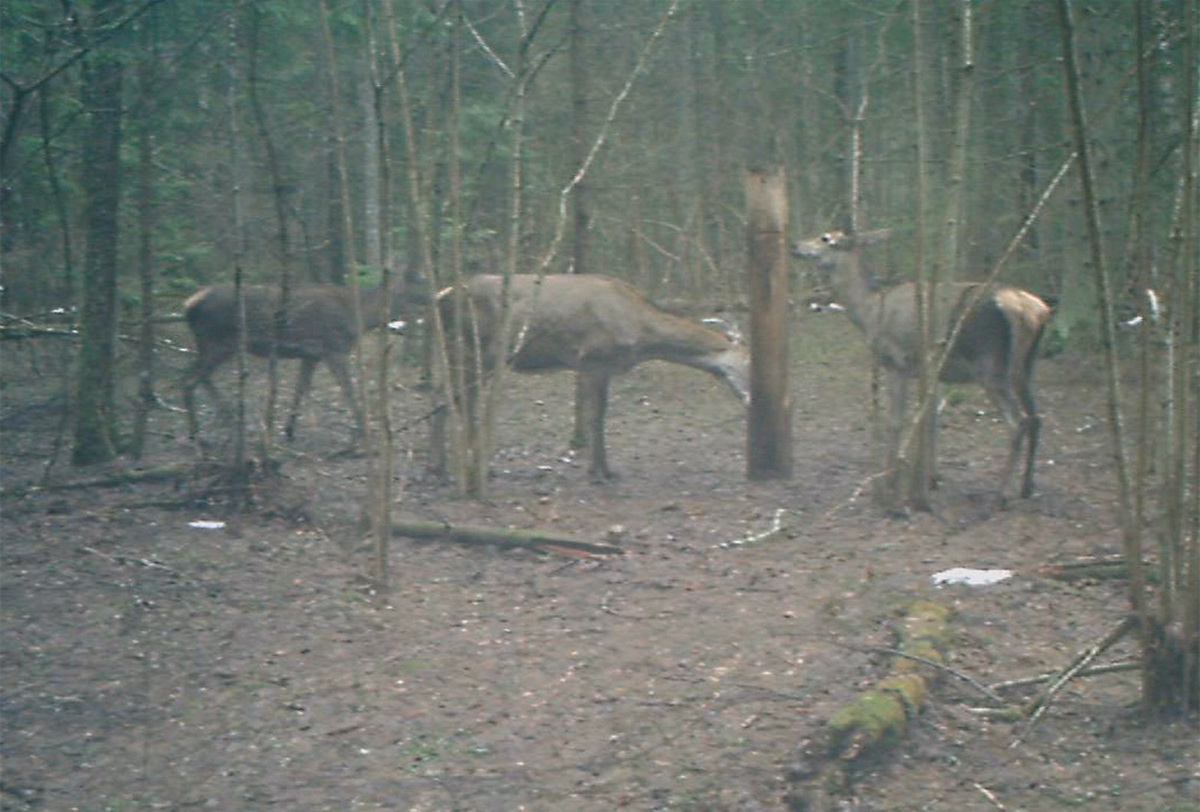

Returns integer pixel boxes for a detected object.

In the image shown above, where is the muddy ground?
[1,309,1197,811]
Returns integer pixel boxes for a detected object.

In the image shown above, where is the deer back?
[186,271,429,362]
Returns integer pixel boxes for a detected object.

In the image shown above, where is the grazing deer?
[181,269,429,444]
[792,229,1053,498]
[433,273,750,480]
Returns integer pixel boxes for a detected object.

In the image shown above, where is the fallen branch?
[82,545,181,577]
[862,645,1006,705]
[2,462,198,499]
[1038,556,1158,583]
[823,469,889,519]
[392,519,623,559]
[989,659,1141,692]
[0,325,78,340]
[718,508,788,548]
[1015,614,1136,743]
[973,782,1009,811]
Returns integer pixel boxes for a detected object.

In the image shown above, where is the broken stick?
[392,519,623,558]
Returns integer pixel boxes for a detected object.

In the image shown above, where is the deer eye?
[822,233,833,244]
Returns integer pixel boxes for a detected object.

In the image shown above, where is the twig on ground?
[862,645,1006,705]
[718,508,788,548]
[600,590,648,619]
[973,782,1008,810]
[989,659,1142,692]
[823,470,889,519]
[1014,615,1136,744]
[1038,556,1157,582]
[81,546,181,577]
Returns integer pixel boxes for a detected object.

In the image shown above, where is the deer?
[792,229,1053,499]
[431,273,750,480]
[181,269,430,445]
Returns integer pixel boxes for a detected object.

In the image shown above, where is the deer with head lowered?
[432,273,750,481]
[181,269,429,444]
[792,229,1053,498]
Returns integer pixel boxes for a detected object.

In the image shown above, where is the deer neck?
[639,319,750,402]
[355,280,396,331]
[830,251,885,340]
[639,316,729,364]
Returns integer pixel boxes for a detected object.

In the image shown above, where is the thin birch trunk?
[908,0,932,511]
[364,0,394,590]
[1055,0,1149,694]
[247,6,292,459]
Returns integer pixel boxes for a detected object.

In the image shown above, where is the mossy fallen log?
[897,599,953,666]
[785,600,956,811]
[827,600,951,761]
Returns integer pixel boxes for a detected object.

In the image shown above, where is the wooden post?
[745,166,793,479]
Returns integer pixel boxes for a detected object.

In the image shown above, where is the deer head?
[792,228,893,264]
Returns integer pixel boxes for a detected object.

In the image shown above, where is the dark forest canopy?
[1,0,1191,320]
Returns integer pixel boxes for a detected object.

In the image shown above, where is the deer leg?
[181,363,204,439]
[1016,380,1040,498]
[983,377,1034,498]
[322,355,367,442]
[428,392,449,477]
[285,358,319,440]
[570,374,590,450]
[577,370,614,480]
[181,350,231,439]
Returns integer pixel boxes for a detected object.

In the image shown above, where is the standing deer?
[792,229,1053,498]
[432,273,750,480]
[181,269,429,444]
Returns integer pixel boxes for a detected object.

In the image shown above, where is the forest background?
[1,0,1196,721]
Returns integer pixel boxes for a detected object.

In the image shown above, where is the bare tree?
[129,15,158,460]
[72,0,125,466]
[1055,0,1199,711]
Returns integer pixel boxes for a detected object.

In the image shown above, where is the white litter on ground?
[931,567,1014,586]
[188,520,227,530]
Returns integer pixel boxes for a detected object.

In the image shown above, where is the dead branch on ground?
[1015,614,1137,743]
[988,660,1142,693]
[1038,556,1158,582]
[392,519,623,559]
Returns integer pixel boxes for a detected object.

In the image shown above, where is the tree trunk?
[745,166,792,480]
[1056,0,1155,701]
[569,0,589,275]
[72,13,124,466]
[908,0,934,511]
[130,18,157,460]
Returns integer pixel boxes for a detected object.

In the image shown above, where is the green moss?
[828,688,909,752]
[898,600,952,668]
[827,600,950,759]
[878,673,928,716]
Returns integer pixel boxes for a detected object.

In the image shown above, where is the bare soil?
[1,311,1196,811]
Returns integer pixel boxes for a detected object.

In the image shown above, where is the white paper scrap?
[931,567,1013,586]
